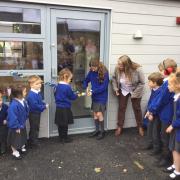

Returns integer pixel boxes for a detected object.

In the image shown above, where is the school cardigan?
[26,90,46,113]
[172,97,180,142]
[7,99,29,129]
[112,67,145,98]
[83,71,109,104]
[148,80,174,124]
[55,83,78,108]
[0,103,8,125]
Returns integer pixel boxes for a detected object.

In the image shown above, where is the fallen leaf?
[123,168,127,173]
[94,167,102,173]
[134,161,144,170]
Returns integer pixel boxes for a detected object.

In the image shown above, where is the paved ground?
[0,128,169,180]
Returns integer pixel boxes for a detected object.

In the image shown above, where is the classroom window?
[0,40,43,70]
[0,7,41,34]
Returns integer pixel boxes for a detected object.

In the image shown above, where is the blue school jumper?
[147,87,162,111]
[26,90,46,113]
[55,83,78,108]
[172,97,180,142]
[0,104,8,126]
[7,99,29,129]
[83,71,109,104]
[148,80,174,125]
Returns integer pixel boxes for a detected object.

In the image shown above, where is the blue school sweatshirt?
[148,80,174,125]
[147,87,162,110]
[7,99,29,129]
[172,96,180,142]
[55,82,78,108]
[26,90,46,113]
[0,103,8,125]
[83,71,109,104]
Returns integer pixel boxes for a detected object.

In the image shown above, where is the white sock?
[12,151,20,157]
[174,170,180,175]
[21,145,26,152]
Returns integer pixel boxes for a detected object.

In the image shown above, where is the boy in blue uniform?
[26,75,48,147]
[144,72,163,154]
[83,60,109,140]
[148,58,177,167]
[0,92,8,155]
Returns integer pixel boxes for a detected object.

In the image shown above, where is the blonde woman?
[112,55,145,136]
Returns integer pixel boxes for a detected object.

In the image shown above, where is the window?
[0,7,41,34]
[0,40,43,70]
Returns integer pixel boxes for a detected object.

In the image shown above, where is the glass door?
[50,9,106,135]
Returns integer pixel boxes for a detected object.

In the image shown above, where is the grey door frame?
[48,7,111,136]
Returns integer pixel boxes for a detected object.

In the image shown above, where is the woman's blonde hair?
[59,68,72,81]
[117,55,141,80]
[168,70,180,93]
[89,60,108,83]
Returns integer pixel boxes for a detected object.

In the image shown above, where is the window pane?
[0,41,43,70]
[0,76,44,102]
[0,7,41,34]
[56,18,100,118]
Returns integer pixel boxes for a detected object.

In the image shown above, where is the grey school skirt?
[7,128,27,149]
[91,102,106,113]
[0,125,8,143]
[169,130,180,153]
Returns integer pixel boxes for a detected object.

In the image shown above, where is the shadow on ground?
[0,128,168,180]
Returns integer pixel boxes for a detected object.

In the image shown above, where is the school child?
[148,58,177,167]
[83,60,109,140]
[144,72,163,154]
[165,71,180,179]
[26,75,48,147]
[7,86,29,159]
[0,93,8,155]
[54,68,78,143]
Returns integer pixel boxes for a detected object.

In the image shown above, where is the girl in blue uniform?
[7,86,29,159]
[165,71,180,179]
[0,92,8,155]
[83,60,109,140]
[54,68,78,143]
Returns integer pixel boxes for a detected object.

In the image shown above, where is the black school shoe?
[59,137,73,144]
[12,152,22,160]
[167,172,180,180]
[88,131,100,138]
[163,165,175,173]
[96,131,105,140]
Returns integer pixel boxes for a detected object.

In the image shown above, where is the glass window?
[56,18,100,118]
[0,7,41,34]
[0,76,44,102]
[0,41,43,70]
